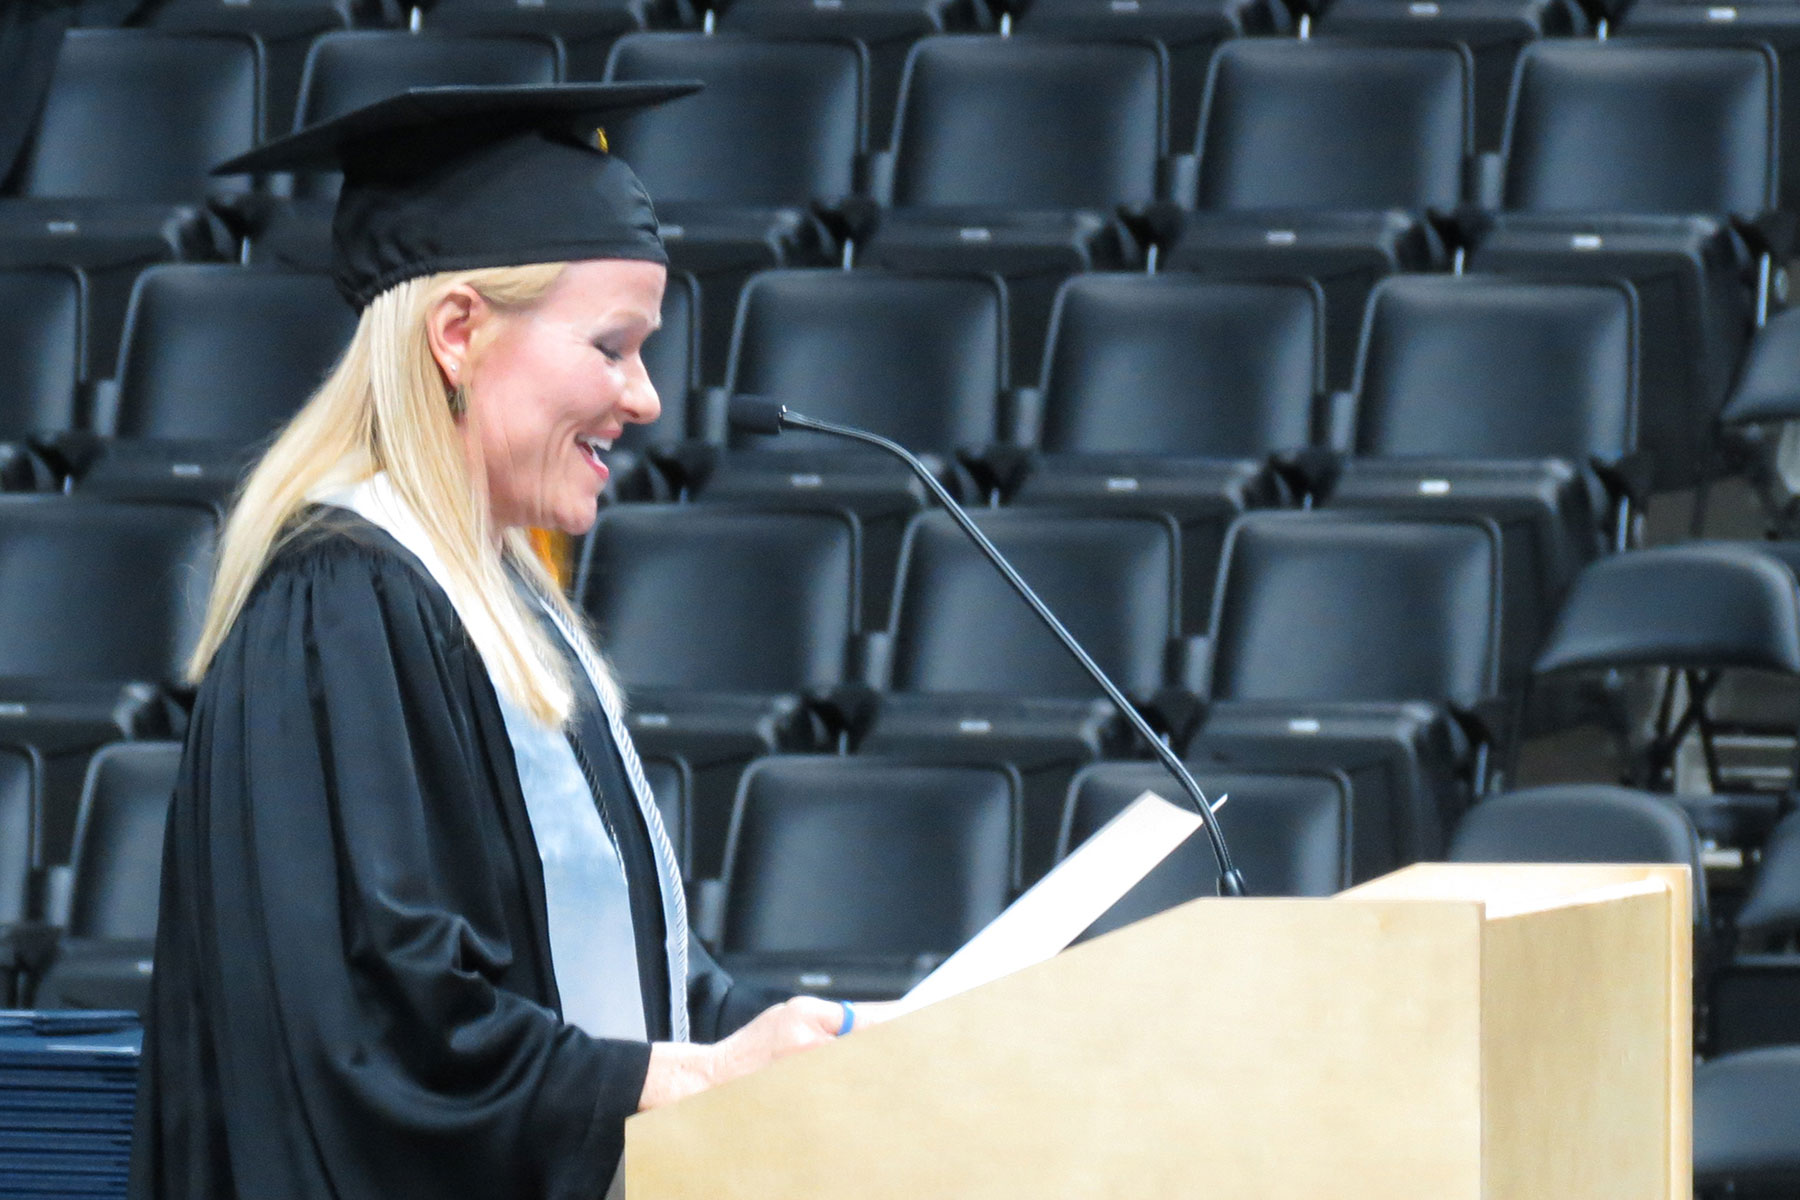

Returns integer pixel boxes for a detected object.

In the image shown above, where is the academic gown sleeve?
[131,525,651,1200]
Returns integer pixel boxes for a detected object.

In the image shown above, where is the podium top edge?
[1335,862,1688,915]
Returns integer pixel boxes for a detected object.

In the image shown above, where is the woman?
[130,84,856,1199]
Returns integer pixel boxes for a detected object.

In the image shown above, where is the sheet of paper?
[894,790,1209,1015]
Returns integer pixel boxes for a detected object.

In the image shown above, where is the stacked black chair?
[0,29,260,380]
[574,504,860,877]
[700,268,1007,621]
[1315,0,1587,151]
[857,508,1182,879]
[247,30,563,271]
[857,35,1165,380]
[1188,510,1505,879]
[425,0,657,79]
[1322,274,1640,690]
[1695,1045,1800,1198]
[1528,541,1800,848]
[602,33,866,377]
[1464,41,1778,491]
[1061,763,1352,939]
[1007,273,1323,634]
[715,755,1017,999]
[30,742,180,1015]
[1161,40,1469,389]
[1718,303,1800,535]
[0,265,83,490]
[0,498,215,867]
[73,265,356,507]
[1710,807,1800,1055]
[144,0,357,137]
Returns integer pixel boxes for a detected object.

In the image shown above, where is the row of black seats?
[2,27,1783,447]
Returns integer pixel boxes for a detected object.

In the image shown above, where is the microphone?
[726,395,1248,898]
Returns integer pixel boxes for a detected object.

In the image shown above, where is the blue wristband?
[838,1001,856,1036]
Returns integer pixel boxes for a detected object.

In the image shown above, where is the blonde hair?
[188,263,612,728]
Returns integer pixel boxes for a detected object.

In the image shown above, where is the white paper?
[894,790,1209,1015]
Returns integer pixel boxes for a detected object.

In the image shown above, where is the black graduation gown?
[130,510,782,1200]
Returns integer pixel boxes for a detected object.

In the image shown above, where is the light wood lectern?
[627,863,1692,1199]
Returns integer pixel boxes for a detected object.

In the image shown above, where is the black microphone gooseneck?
[728,396,1247,897]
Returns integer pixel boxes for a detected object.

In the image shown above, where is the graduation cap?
[213,83,703,309]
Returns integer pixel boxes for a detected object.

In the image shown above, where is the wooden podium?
[627,863,1691,1199]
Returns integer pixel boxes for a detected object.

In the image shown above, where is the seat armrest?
[958,442,1036,500]
[1734,210,1796,262]
[646,438,720,497]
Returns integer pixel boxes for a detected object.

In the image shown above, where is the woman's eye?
[594,342,625,364]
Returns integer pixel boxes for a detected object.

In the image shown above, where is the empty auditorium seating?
[574,505,859,875]
[1061,763,1352,938]
[0,30,260,378]
[1324,274,1639,688]
[715,755,1017,998]
[858,36,1164,378]
[1008,273,1322,634]
[0,748,35,928]
[145,0,356,137]
[1465,41,1777,489]
[75,265,356,505]
[0,265,83,490]
[0,498,215,865]
[247,30,563,270]
[1316,0,1586,151]
[858,509,1181,878]
[603,33,865,374]
[427,0,654,79]
[640,754,692,875]
[30,742,179,1015]
[1189,511,1504,878]
[1695,1047,1800,1198]
[610,268,701,498]
[700,268,1007,620]
[1710,804,1800,1054]
[1162,39,1467,389]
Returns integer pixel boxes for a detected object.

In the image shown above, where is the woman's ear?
[425,284,486,384]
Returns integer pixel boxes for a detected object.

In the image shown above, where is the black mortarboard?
[213,83,703,309]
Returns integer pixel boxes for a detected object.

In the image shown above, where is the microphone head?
[726,395,787,436]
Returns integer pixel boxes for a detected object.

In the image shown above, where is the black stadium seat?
[574,505,860,876]
[639,754,692,877]
[1163,40,1469,390]
[31,741,180,1015]
[859,509,1181,878]
[75,265,356,506]
[1190,511,1504,878]
[609,268,701,498]
[0,498,215,865]
[0,265,83,490]
[716,755,1017,999]
[1695,1046,1800,1198]
[0,747,36,928]
[701,268,1007,621]
[0,30,259,378]
[1324,274,1640,688]
[603,33,865,376]
[1061,763,1353,938]
[1008,273,1322,633]
[1466,41,1777,490]
[426,0,654,80]
[145,0,356,139]
[858,35,1164,379]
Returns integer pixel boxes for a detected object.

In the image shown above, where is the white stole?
[310,474,690,1045]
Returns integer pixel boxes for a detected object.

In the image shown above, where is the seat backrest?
[619,270,699,452]
[889,510,1177,697]
[722,756,1016,953]
[1062,765,1351,936]
[725,270,1005,454]
[1354,275,1636,461]
[1038,274,1321,456]
[0,498,217,683]
[1195,40,1469,212]
[111,266,356,443]
[1449,784,1706,922]
[638,755,689,870]
[890,36,1164,210]
[577,506,857,692]
[293,31,561,197]
[1503,43,1775,215]
[68,742,181,939]
[1208,511,1499,708]
[0,748,35,924]
[604,33,863,207]
[0,267,83,440]
[23,29,260,203]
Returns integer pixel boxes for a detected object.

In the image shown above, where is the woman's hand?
[638,996,845,1111]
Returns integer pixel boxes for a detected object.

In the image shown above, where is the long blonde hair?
[188,263,607,728]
